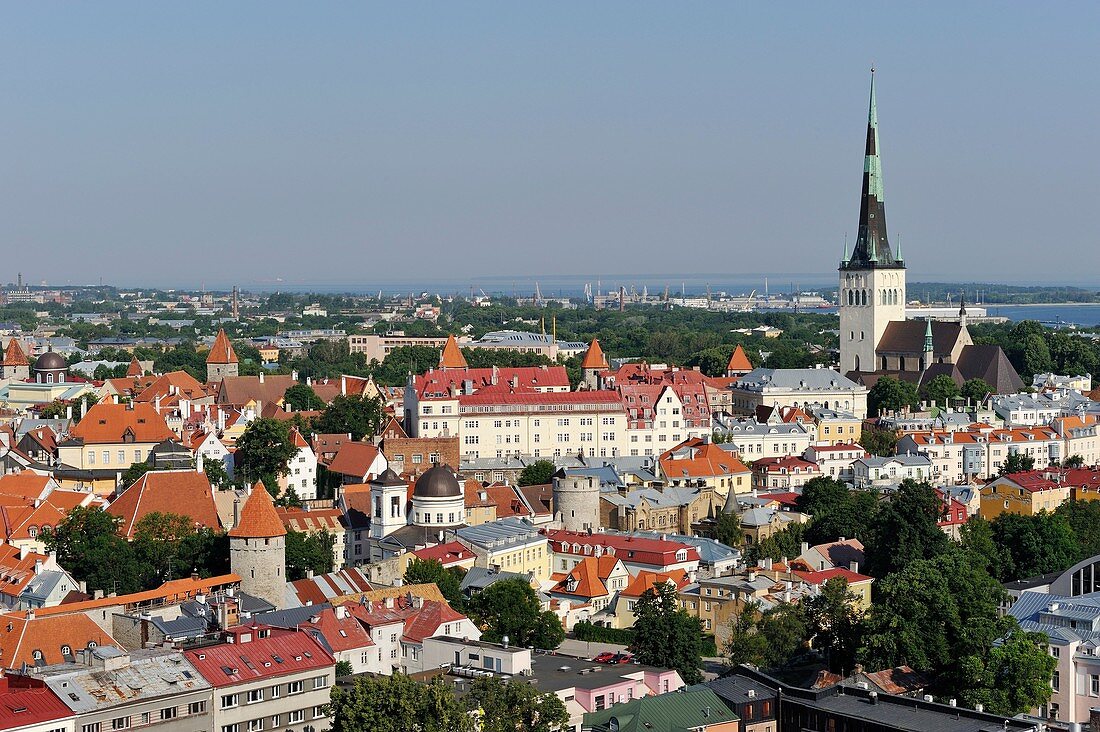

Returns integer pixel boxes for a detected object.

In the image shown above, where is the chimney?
[196,453,205,474]
[341,376,346,396]
[181,399,191,420]
[33,560,42,576]
[258,371,265,384]
[233,498,241,528]
[849,561,859,573]
[800,541,809,554]
[65,404,72,420]
[154,396,161,414]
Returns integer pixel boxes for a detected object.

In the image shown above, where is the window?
[313,675,329,689]
[160,707,177,721]
[188,701,206,715]
[117,450,126,464]
[222,726,240,732]
[247,689,264,703]
[111,717,130,730]
[1052,670,1060,691]
[287,681,304,695]
[82,726,101,732]
[222,694,240,709]
[247,720,263,732]
[87,451,95,465]
[288,710,305,724]
[270,684,280,698]
[412,454,423,464]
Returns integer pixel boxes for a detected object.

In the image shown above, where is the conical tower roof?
[581,339,609,370]
[207,329,238,365]
[126,357,143,378]
[229,481,286,538]
[842,69,903,271]
[438,335,468,369]
[726,344,752,374]
[2,339,28,367]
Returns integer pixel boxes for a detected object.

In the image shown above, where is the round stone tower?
[552,472,600,532]
[229,481,287,610]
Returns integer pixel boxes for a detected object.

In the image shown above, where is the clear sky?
[3,2,1099,291]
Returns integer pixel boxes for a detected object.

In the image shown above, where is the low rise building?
[980,469,1072,519]
[455,518,551,583]
[727,368,868,420]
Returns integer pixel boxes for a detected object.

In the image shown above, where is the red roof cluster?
[542,529,700,568]
[184,625,333,686]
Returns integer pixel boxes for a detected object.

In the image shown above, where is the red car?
[592,652,615,663]
[611,653,634,664]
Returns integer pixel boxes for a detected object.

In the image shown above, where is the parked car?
[592,652,616,663]
[611,653,634,664]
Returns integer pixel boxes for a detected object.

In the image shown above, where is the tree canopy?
[867,376,919,416]
[234,417,297,491]
[313,394,384,441]
[518,460,556,487]
[404,557,466,606]
[631,581,705,684]
[467,578,564,650]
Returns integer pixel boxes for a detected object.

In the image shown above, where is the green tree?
[468,578,564,650]
[404,558,466,606]
[867,376,919,416]
[284,530,336,581]
[234,418,297,491]
[1063,454,1085,468]
[203,457,231,490]
[797,477,877,545]
[120,461,153,490]
[729,601,810,671]
[1055,499,1100,560]
[467,676,570,732]
[957,626,1056,716]
[132,512,229,586]
[801,577,864,672]
[518,460,556,487]
[283,383,326,412]
[335,660,354,678]
[959,516,1011,581]
[744,522,808,564]
[724,601,770,667]
[960,378,995,404]
[860,549,1010,676]
[41,506,143,595]
[858,424,898,457]
[313,395,384,441]
[713,512,743,549]
[991,512,1078,581]
[999,452,1036,475]
[330,674,476,732]
[921,374,960,406]
[631,582,704,684]
[865,479,950,578]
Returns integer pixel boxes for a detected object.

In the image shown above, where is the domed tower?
[410,464,465,529]
[2,339,29,381]
[369,468,409,539]
[33,350,68,384]
[207,329,239,382]
[552,471,600,532]
[229,481,287,609]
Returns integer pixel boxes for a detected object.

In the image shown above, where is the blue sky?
[3,3,1098,290]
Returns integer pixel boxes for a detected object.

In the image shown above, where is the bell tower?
[839,69,906,375]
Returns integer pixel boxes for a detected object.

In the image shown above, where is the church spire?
[842,68,903,270]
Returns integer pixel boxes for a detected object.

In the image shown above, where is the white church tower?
[839,69,906,375]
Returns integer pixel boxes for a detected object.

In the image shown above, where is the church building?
[839,72,1022,394]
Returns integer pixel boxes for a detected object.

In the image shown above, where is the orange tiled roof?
[106,470,221,539]
[228,482,287,538]
[69,403,175,445]
[581,339,609,370]
[550,555,621,599]
[2,339,28,367]
[0,472,54,502]
[726,344,752,373]
[126,357,143,378]
[620,569,689,598]
[133,370,210,404]
[439,335,468,369]
[207,329,238,364]
[659,438,749,479]
[0,612,117,667]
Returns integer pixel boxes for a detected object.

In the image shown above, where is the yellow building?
[812,408,863,445]
[455,518,551,583]
[980,471,1071,519]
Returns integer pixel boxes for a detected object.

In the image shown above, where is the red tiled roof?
[107,470,221,539]
[2,339,28,367]
[620,569,689,598]
[300,607,374,653]
[184,626,333,687]
[207,329,238,365]
[410,541,475,567]
[659,438,749,479]
[415,365,570,399]
[35,575,240,617]
[402,599,467,643]
[581,339,609,370]
[550,556,621,599]
[327,442,382,480]
[0,612,117,667]
[726,344,752,373]
[126,357,143,378]
[458,390,623,407]
[228,483,287,538]
[133,370,210,404]
[543,529,700,568]
[439,335,468,369]
[792,567,874,586]
[69,402,175,444]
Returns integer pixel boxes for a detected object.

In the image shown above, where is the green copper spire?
[923,317,934,354]
[841,68,903,271]
[842,233,849,265]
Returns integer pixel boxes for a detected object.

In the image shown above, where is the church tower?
[839,70,906,375]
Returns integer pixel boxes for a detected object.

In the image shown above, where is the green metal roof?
[583,688,738,732]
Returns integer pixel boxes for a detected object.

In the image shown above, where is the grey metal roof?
[258,603,334,629]
[40,648,210,713]
[601,486,701,510]
[456,517,542,550]
[713,418,812,436]
[856,454,932,468]
[735,368,861,392]
[459,566,535,593]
